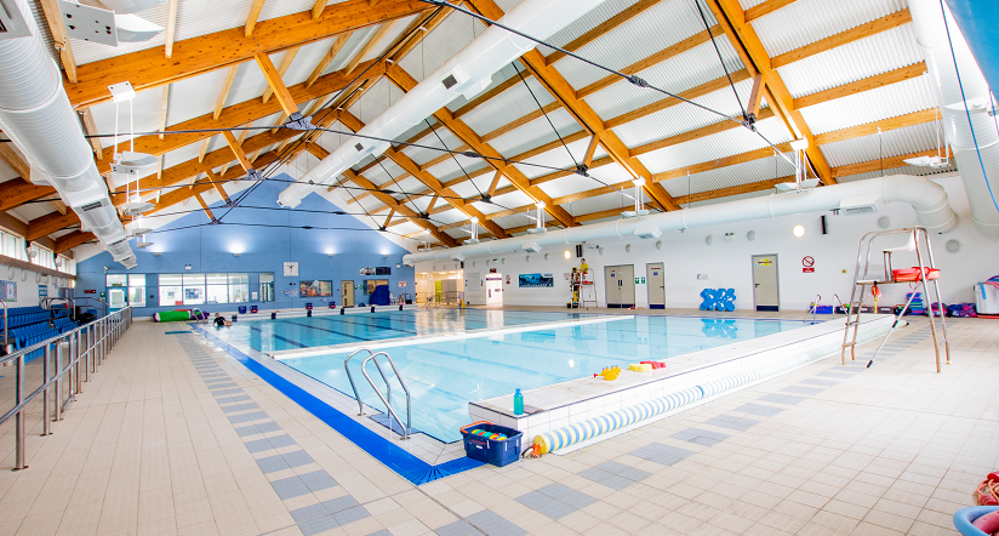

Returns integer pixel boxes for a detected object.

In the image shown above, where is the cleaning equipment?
[513,388,524,416]
[460,421,522,467]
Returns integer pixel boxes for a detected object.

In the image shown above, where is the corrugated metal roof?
[347,78,406,126]
[535,163,634,199]
[660,155,793,197]
[612,77,759,149]
[489,108,584,163]
[459,74,556,137]
[72,0,351,65]
[836,165,957,183]
[799,75,935,135]
[751,0,908,58]
[679,188,772,208]
[819,121,944,167]
[583,39,744,121]
[635,115,793,174]
[359,15,420,64]
[554,0,721,90]
[397,9,477,84]
[778,25,923,99]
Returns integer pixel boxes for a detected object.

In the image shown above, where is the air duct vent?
[355,143,364,152]
[80,200,106,212]
[0,0,31,40]
[635,225,661,240]
[442,74,458,90]
[838,194,884,216]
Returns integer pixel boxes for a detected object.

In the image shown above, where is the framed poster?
[375,266,391,276]
[365,279,389,294]
[299,280,332,297]
[518,273,554,288]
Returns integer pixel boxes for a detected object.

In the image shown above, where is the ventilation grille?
[0,0,31,40]
[843,206,877,216]
[441,74,458,90]
[80,200,106,212]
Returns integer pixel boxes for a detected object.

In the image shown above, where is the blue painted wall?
[76,176,415,317]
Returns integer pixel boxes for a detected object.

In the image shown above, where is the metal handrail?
[832,294,844,319]
[804,294,821,323]
[344,348,374,416]
[1,306,132,470]
[1,299,7,355]
[360,351,411,440]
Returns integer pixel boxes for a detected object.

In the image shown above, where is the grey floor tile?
[516,496,574,520]
[816,371,854,379]
[780,385,823,395]
[222,402,260,413]
[208,382,239,390]
[629,442,696,466]
[365,531,393,536]
[245,434,295,453]
[704,414,760,431]
[227,411,270,424]
[435,520,483,536]
[466,509,527,536]
[670,427,731,446]
[235,421,281,437]
[215,394,252,404]
[321,495,359,514]
[733,403,785,417]
[255,454,290,474]
[759,393,806,405]
[299,469,336,492]
[801,378,839,387]
[331,506,370,526]
[290,503,329,524]
[271,476,311,500]
[299,514,338,536]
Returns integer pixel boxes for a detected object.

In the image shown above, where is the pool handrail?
[360,351,412,440]
[805,294,821,323]
[1,299,7,354]
[344,348,373,416]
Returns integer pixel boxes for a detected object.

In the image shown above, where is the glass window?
[259,273,274,302]
[183,273,205,285]
[159,274,183,286]
[206,273,228,304]
[128,274,146,308]
[128,287,146,308]
[107,274,127,287]
[229,273,249,303]
[160,286,182,307]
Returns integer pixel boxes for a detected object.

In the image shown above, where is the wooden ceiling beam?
[0,138,31,181]
[338,110,510,238]
[312,0,327,19]
[831,149,940,177]
[306,34,355,88]
[54,231,96,254]
[0,178,56,212]
[772,9,912,69]
[67,0,432,109]
[345,20,397,75]
[255,53,300,117]
[246,0,268,37]
[38,0,78,83]
[794,62,927,110]
[195,193,217,221]
[26,212,80,241]
[94,59,385,174]
[546,0,667,65]
[263,47,301,103]
[165,0,179,58]
[815,108,938,145]
[706,0,835,185]
[386,63,576,228]
[223,131,254,171]
[745,0,798,22]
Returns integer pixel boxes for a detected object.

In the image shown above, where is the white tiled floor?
[0,312,994,535]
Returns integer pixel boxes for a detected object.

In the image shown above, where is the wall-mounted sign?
[360,267,374,275]
[84,289,97,294]
[518,273,554,288]
[398,281,406,287]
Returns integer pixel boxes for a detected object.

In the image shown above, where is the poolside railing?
[0,306,132,471]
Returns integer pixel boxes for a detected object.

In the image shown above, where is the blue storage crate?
[460,422,522,467]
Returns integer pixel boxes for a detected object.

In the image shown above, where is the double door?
[604,265,635,308]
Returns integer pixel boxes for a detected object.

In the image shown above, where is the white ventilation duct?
[277,0,610,208]
[0,0,135,266]
[403,176,957,264]
[909,0,999,238]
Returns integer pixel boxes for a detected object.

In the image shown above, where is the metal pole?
[54,338,62,422]
[73,331,81,395]
[82,328,89,383]
[42,343,51,436]
[14,355,26,470]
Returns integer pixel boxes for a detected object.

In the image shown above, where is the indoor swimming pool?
[209,310,809,443]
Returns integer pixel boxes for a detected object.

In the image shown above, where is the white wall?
[418,176,999,311]
[0,264,70,308]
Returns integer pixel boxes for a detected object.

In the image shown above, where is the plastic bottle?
[513,388,524,416]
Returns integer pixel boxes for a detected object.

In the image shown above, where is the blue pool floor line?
[190,324,484,485]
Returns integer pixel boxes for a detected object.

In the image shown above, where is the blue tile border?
[190,324,484,485]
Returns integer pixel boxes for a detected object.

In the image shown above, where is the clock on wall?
[283,262,299,277]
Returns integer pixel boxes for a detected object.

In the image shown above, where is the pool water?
[211,310,808,443]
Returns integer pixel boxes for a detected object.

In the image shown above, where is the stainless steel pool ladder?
[804,294,821,323]
[343,348,412,440]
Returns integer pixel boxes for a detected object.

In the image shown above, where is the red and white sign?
[84,289,97,294]
[802,256,815,268]
[802,267,815,273]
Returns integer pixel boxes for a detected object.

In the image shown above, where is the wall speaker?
[575,244,583,258]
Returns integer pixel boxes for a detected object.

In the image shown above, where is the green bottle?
[513,388,524,416]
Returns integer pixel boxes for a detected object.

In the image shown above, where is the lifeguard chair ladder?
[841,227,950,372]
[580,273,597,309]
